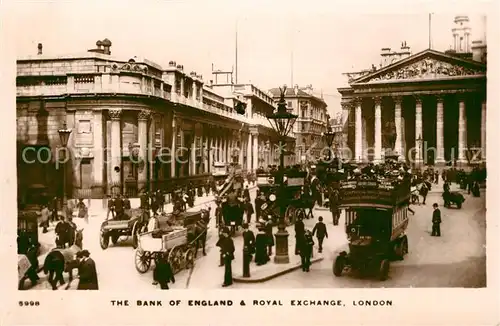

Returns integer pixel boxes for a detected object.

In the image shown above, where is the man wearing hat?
[294,216,305,255]
[254,221,270,265]
[216,227,235,287]
[76,250,99,290]
[242,223,255,262]
[431,203,442,237]
[153,252,175,289]
[312,216,328,253]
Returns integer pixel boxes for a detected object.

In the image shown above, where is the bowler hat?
[80,249,90,257]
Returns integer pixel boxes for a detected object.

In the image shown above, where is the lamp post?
[266,85,298,264]
[322,124,336,162]
[416,134,423,170]
[58,123,72,218]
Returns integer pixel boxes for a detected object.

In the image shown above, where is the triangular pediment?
[352,49,486,85]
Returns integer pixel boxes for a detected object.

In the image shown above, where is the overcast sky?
[8,0,488,115]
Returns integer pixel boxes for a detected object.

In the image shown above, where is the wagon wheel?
[134,249,151,273]
[168,246,184,274]
[99,230,109,250]
[284,207,295,226]
[183,247,196,269]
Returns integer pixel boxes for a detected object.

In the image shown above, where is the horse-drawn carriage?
[134,210,208,274]
[443,190,465,209]
[100,208,148,250]
[257,170,308,225]
[333,177,411,281]
[18,211,40,289]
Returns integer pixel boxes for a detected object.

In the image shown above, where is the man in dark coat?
[312,216,328,253]
[294,217,305,255]
[254,192,265,221]
[50,196,59,223]
[114,194,124,220]
[420,182,429,205]
[76,250,99,290]
[216,228,235,287]
[431,203,442,237]
[106,195,115,220]
[155,190,165,212]
[140,192,149,210]
[300,230,315,272]
[242,223,255,260]
[153,252,175,289]
[254,226,270,265]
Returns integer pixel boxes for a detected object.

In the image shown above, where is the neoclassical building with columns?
[16,40,294,201]
[338,15,487,167]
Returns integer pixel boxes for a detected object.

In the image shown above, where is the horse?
[43,229,83,290]
[190,207,211,257]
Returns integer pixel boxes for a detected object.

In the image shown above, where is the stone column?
[179,129,185,176]
[180,76,185,98]
[247,133,252,171]
[204,133,209,173]
[191,133,196,175]
[171,118,177,178]
[435,96,445,164]
[109,109,122,193]
[414,96,423,164]
[374,96,382,162]
[394,96,403,161]
[209,132,215,172]
[355,98,363,162]
[341,102,349,159]
[148,115,154,191]
[92,110,104,196]
[458,97,467,163]
[481,99,486,161]
[239,133,244,166]
[252,134,259,171]
[137,110,150,190]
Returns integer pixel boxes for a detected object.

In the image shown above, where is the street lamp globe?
[266,86,298,140]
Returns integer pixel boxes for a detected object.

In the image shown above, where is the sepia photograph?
[1,0,498,325]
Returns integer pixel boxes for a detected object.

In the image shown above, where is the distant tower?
[452,15,471,53]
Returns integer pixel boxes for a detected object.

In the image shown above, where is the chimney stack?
[399,41,411,60]
[101,38,112,55]
[37,43,43,55]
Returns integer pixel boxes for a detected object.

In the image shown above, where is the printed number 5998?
[19,301,40,307]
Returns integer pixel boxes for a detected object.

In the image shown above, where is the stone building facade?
[338,16,487,167]
[16,40,294,200]
[269,85,328,163]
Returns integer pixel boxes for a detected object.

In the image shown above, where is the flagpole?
[428,13,432,49]
[235,20,238,84]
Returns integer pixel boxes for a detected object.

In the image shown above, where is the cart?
[99,208,148,250]
[333,177,411,281]
[134,210,205,274]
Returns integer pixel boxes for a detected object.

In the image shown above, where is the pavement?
[24,181,485,290]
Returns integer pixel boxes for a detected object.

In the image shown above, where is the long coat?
[77,258,99,290]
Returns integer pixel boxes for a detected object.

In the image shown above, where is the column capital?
[137,110,151,121]
[393,96,403,105]
[435,94,445,103]
[340,102,351,110]
[108,109,122,120]
[353,97,363,106]
[373,96,382,106]
[413,95,422,105]
[456,90,467,102]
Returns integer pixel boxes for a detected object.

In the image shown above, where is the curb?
[233,257,324,283]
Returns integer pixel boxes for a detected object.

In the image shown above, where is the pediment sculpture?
[369,58,484,82]
[110,62,149,74]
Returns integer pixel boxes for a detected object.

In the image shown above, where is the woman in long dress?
[254,227,270,266]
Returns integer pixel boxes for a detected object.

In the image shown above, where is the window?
[287,101,293,108]
[80,159,92,189]
[78,120,92,134]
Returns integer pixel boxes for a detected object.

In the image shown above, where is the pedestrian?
[156,190,164,212]
[420,182,429,205]
[431,203,442,237]
[294,216,305,255]
[300,229,315,272]
[40,204,50,233]
[264,219,274,256]
[106,195,115,220]
[254,224,270,266]
[76,250,99,290]
[76,198,88,224]
[140,191,149,210]
[123,194,131,215]
[50,196,59,223]
[312,216,328,253]
[244,198,254,224]
[217,227,235,287]
[254,191,264,221]
[153,252,175,289]
[242,223,255,261]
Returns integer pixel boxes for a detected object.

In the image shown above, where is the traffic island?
[233,257,324,283]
